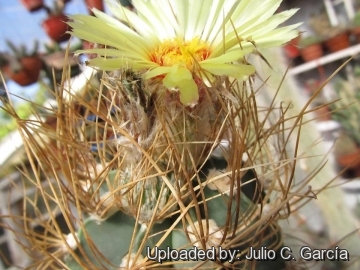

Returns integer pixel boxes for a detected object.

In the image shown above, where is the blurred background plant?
[330,65,360,178]
[298,36,324,62]
[331,65,360,144]
[0,0,88,141]
[1,40,43,87]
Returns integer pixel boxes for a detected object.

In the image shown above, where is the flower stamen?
[149,37,211,70]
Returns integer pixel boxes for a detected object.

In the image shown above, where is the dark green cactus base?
[65,161,286,269]
[65,211,172,269]
[199,157,265,204]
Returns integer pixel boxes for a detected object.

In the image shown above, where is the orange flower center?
[149,38,211,70]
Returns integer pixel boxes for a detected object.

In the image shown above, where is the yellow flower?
[69,0,300,105]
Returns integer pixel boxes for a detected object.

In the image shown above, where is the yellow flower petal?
[163,65,192,84]
[201,0,229,42]
[210,2,300,57]
[178,79,199,106]
[144,66,172,79]
[249,24,302,47]
[163,65,199,105]
[200,63,255,79]
[199,70,215,87]
[105,0,160,45]
[70,0,300,104]
[201,48,253,64]
[68,14,148,58]
[132,0,178,39]
[76,49,143,60]
[87,57,157,71]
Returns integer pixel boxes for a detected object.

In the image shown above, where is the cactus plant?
[85,0,105,15]
[0,0,336,269]
[353,12,360,27]
[308,11,350,52]
[309,11,349,40]
[331,68,360,145]
[299,36,324,62]
[42,0,71,43]
[351,12,360,42]
[333,131,360,178]
[0,52,9,69]
[334,132,359,157]
[2,40,43,86]
[330,67,360,177]
[6,39,39,59]
[9,67,301,269]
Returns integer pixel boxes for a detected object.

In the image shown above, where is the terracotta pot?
[42,51,77,70]
[351,27,360,43]
[42,14,71,43]
[20,0,44,12]
[324,32,350,52]
[82,40,94,50]
[45,115,57,129]
[42,51,80,84]
[300,43,323,62]
[336,148,360,178]
[85,0,104,15]
[4,56,43,86]
[314,104,331,122]
[284,36,301,59]
[82,41,102,59]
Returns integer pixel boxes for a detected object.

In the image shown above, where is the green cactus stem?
[5,39,39,59]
